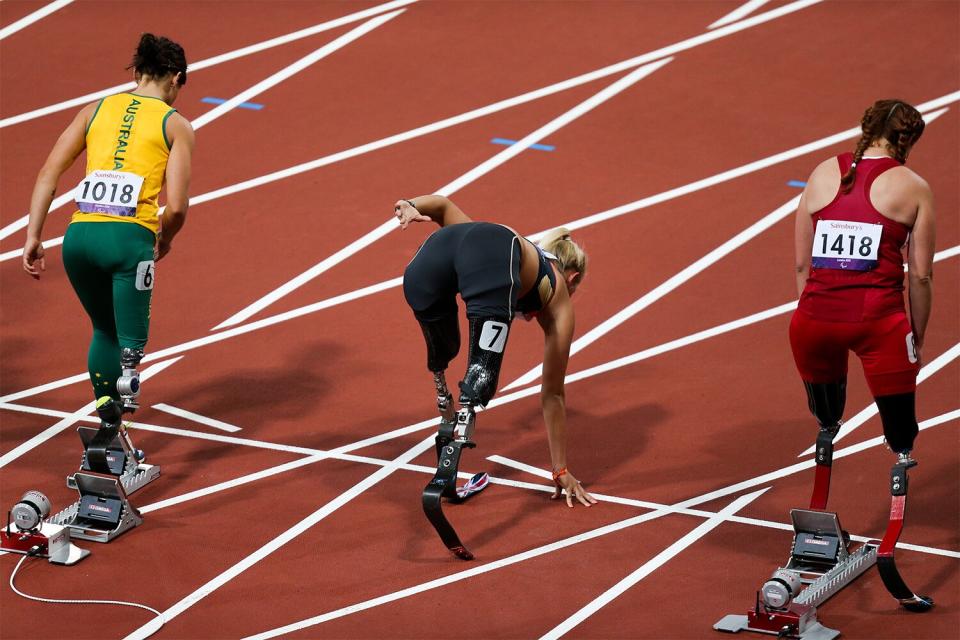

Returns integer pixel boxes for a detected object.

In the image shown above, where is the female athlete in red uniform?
[791,99,933,457]
[790,99,935,610]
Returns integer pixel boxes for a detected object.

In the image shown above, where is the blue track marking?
[201,97,264,111]
[491,137,555,152]
[788,180,807,188]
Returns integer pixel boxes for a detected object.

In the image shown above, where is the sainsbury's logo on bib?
[74,169,144,217]
[811,219,883,271]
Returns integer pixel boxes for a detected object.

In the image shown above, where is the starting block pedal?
[48,472,143,543]
[67,425,159,495]
[715,509,876,639]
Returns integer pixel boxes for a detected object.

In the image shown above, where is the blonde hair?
[538,227,587,283]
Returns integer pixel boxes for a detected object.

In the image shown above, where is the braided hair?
[128,33,188,85]
[839,99,925,194]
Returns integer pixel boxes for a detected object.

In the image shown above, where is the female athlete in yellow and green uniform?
[22,34,195,410]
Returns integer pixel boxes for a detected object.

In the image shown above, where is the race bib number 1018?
[811,219,883,271]
[75,170,144,217]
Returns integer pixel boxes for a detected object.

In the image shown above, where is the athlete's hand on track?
[394,200,430,230]
[552,470,598,508]
[22,238,45,279]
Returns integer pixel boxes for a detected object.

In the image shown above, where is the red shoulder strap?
[861,157,902,192]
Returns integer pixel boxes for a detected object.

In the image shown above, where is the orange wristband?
[552,467,568,482]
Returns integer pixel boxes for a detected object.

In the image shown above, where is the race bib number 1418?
[811,219,883,271]
[75,170,144,217]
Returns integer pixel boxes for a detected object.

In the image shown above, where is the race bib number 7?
[75,170,144,217]
[811,219,883,271]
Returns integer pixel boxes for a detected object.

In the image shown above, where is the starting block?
[48,472,143,543]
[715,509,877,639]
[67,424,159,495]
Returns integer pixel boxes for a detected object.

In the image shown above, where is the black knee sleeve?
[459,317,510,407]
[875,393,919,454]
[803,380,847,428]
[417,314,461,373]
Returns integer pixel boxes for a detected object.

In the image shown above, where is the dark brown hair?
[840,99,924,193]
[128,33,187,85]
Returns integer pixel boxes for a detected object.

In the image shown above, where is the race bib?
[75,170,144,217]
[135,260,155,291]
[479,320,508,353]
[811,219,883,271]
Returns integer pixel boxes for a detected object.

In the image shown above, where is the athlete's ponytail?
[129,33,188,85]
[539,227,587,285]
[840,99,925,194]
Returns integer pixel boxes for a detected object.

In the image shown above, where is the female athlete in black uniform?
[397,195,596,508]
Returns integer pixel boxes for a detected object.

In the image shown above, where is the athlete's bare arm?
[906,177,935,353]
[22,103,96,279]
[157,112,195,261]
[395,195,471,229]
[538,283,596,508]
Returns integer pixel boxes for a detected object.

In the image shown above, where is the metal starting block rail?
[67,425,160,495]
[48,472,143,543]
[715,509,877,639]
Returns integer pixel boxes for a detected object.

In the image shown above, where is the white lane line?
[4,242,957,409]
[503,105,953,391]
[151,403,241,433]
[487,454,552,479]
[540,490,768,640]
[480,445,960,560]
[0,357,182,469]
[242,504,751,639]
[708,0,771,29]
[211,58,672,329]
[192,10,405,130]
[0,9,405,245]
[0,277,404,403]
[436,58,671,196]
[0,400,96,470]
[0,0,72,40]
[0,0,417,129]
[798,341,960,456]
[135,410,960,561]
[1,103,951,264]
[3,0,821,244]
[123,432,438,640]
[677,357,960,511]
[0,371,89,404]
[931,244,960,262]
[503,194,800,390]
[4,394,957,558]
[243,408,960,640]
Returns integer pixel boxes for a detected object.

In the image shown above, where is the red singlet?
[791,153,919,396]
[798,153,909,322]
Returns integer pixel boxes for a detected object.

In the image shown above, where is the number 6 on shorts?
[136,260,155,291]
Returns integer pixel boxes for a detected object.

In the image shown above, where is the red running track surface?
[1,2,957,638]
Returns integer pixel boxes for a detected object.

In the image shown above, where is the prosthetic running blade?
[876,454,934,612]
[86,397,124,474]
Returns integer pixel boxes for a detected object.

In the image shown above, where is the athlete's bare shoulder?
[803,157,842,214]
[874,164,931,201]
